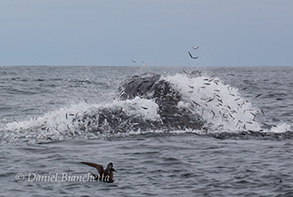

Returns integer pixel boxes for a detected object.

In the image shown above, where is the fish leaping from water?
[188,51,199,59]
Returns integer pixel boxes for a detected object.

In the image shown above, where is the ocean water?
[0,66,293,196]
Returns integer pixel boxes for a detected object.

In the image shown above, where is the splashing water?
[1,73,292,143]
[163,74,262,132]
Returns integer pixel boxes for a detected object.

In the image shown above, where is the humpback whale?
[60,73,205,134]
[32,73,205,139]
[118,73,204,130]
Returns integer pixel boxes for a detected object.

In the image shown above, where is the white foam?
[109,97,160,121]
[267,122,292,133]
[2,98,161,142]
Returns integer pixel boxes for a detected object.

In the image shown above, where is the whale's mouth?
[1,72,292,143]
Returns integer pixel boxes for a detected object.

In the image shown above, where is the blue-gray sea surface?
[0,66,293,196]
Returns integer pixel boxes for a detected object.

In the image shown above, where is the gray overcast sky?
[0,0,292,66]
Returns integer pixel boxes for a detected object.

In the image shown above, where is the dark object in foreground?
[81,162,116,183]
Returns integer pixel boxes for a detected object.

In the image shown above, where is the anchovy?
[255,94,262,99]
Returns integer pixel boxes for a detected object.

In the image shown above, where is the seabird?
[81,162,116,183]
[131,59,137,63]
[188,51,199,59]
[192,46,199,50]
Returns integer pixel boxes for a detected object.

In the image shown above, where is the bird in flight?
[192,46,199,50]
[188,51,199,59]
[131,59,137,63]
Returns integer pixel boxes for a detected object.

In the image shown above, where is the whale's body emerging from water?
[79,73,204,134]
[118,73,204,131]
